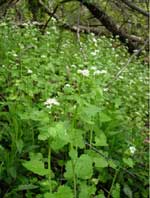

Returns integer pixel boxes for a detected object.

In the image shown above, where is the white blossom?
[93,70,107,75]
[65,84,70,87]
[13,53,18,57]
[93,70,101,75]
[41,55,47,58]
[92,37,97,43]
[129,146,136,154]
[44,98,60,108]
[103,88,108,92]
[91,50,99,56]
[91,51,96,56]
[91,66,97,70]
[77,69,89,77]
[27,69,33,74]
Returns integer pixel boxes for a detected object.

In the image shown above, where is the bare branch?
[121,0,150,17]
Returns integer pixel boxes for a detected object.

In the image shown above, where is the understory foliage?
[0,21,148,198]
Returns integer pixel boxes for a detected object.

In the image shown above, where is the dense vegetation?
[0,0,149,197]
[0,20,148,198]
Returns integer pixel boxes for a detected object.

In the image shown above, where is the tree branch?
[77,0,144,53]
[120,0,150,17]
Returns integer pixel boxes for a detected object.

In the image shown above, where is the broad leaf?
[75,154,93,179]
[95,133,108,146]
[94,156,108,168]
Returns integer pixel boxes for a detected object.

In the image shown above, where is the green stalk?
[107,168,120,198]
[72,160,77,198]
[90,127,93,147]
[48,139,52,193]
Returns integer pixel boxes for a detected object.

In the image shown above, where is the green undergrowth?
[0,21,148,198]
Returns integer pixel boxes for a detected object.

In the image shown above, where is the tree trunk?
[78,0,144,53]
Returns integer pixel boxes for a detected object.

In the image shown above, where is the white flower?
[91,50,99,56]
[93,70,101,75]
[13,53,18,57]
[91,66,97,70]
[65,84,70,87]
[91,51,97,56]
[92,37,97,43]
[93,70,107,75]
[129,146,136,154]
[103,88,108,92]
[77,69,89,77]
[119,76,123,79]
[44,98,60,108]
[27,69,33,74]
[41,55,46,58]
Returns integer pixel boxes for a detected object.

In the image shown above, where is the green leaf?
[75,154,93,179]
[79,182,96,198]
[108,159,117,169]
[38,122,70,148]
[55,186,73,198]
[112,183,120,198]
[100,112,111,122]
[17,184,38,191]
[94,156,108,168]
[16,139,24,153]
[22,153,49,176]
[97,190,106,198]
[44,186,73,198]
[69,129,85,148]
[82,104,100,117]
[123,158,134,168]
[69,148,78,160]
[79,104,100,124]
[64,161,74,179]
[95,133,108,146]
[123,184,132,198]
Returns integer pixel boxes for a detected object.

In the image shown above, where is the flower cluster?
[44,98,60,109]
[77,69,89,77]
[93,69,107,76]
[27,69,33,74]
[129,146,136,154]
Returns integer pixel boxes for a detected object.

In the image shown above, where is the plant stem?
[107,168,120,198]
[72,161,77,198]
[90,127,93,147]
[48,139,52,193]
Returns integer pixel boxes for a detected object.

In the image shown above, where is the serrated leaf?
[75,154,93,179]
[94,157,108,168]
[95,133,108,146]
